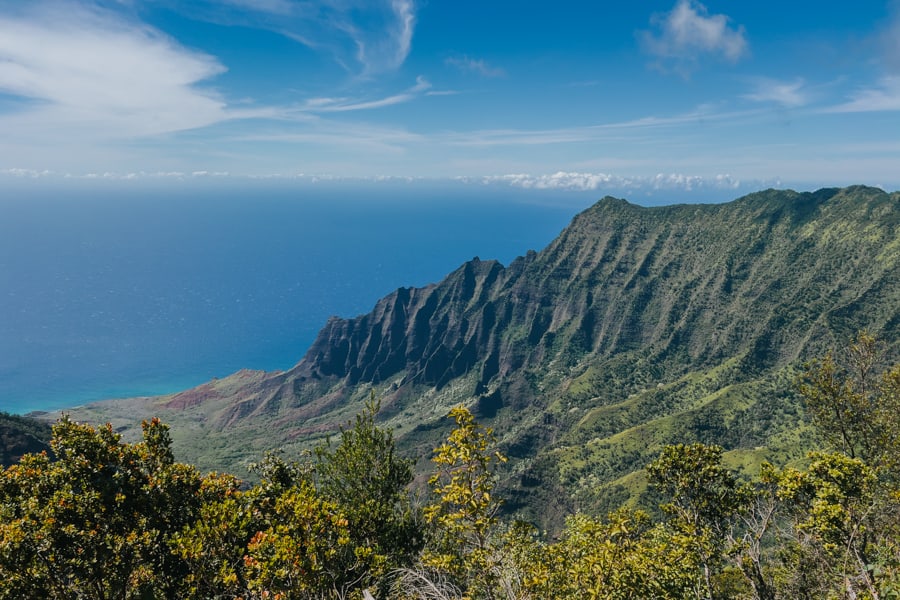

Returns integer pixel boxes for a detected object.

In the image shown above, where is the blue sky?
[1,0,899,195]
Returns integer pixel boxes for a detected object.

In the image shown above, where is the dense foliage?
[2,335,899,598]
[0,417,200,599]
[0,400,422,600]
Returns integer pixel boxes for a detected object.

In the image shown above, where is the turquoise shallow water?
[0,181,591,414]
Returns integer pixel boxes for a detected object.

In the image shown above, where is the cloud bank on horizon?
[0,0,899,192]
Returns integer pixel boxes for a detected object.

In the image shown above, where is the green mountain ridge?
[0,413,51,467]
[60,186,900,529]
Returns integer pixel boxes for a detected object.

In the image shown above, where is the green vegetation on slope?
[58,186,900,530]
[4,335,900,599]
[0,412,51,466]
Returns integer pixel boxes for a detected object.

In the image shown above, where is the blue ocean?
[0,180,596,414]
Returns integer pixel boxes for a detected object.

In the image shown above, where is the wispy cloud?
[220,0,295,15]
[0,0,433,169]
[816,7,900,114]
[445,55,505,78]
[826,76,900,112]
[234,120,424,153]
[640,0,748,72]
[170,0,416,75]
[743,77,809,107]
[303,77,431,112]
[0,3,231,140]
[443,106,765,147]
[391,0,416,71]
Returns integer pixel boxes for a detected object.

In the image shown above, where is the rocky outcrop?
[294,257,508,389]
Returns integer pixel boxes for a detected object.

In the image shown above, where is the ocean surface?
[0,181,595,414]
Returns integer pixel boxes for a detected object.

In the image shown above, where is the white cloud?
[470,171,742,192]
[443,106,764,147]
[345,0,416,74]
[233,119,424,153]
[304,77,431,112]
[0,0,433,171]
[391,0,416,70]
[743,77,809,107]
[641,0,747,69]
[0,168,54,178]
[221,0,294,15]
[0,3,230,140]
[445,55,505,78]
[818,9,900,114]
[828,76,900,112]
[447,127,601,147]
[472,172,617,191]
[176,0,416,75]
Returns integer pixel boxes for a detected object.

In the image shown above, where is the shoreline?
[4,375,208,418]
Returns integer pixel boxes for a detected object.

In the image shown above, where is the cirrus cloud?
[165,0,416,75]
[743,77,809,108]
[826,76,900,113]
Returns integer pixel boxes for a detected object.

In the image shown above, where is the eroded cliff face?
[162,186,899,433]
[288,186,898,404]
[295,256,509,389]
